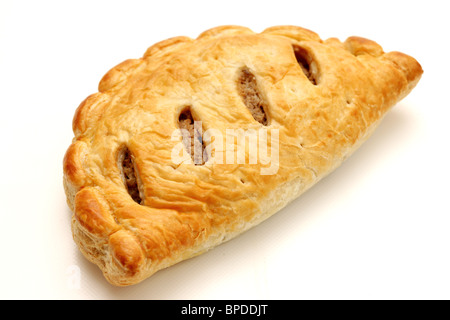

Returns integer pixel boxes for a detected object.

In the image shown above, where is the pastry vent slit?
[237,67,269,126]
[293,45,317,85]
[178,107,207,165]
[119,147,143,204]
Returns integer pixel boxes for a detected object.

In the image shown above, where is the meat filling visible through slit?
[179,108,206,165]
[122,148,142,204]
[293,45,317,85]
[237,68,269,126]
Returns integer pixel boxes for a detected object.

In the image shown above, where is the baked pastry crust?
[63,25,422,286]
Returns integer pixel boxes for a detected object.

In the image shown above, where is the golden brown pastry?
[63,25,422,286]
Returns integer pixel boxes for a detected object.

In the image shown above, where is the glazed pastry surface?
[63,25,422,286]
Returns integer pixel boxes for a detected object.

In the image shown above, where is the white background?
[0,0,449,300]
